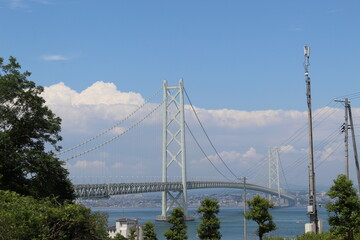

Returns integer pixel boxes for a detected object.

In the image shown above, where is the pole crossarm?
[74,181,296,202]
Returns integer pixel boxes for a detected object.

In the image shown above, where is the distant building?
[108,218,143,239]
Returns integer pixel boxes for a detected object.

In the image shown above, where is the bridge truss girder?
[74,181,296,203]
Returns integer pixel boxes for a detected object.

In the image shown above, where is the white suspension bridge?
[59,79,355,220]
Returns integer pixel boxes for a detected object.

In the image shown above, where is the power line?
[315,142,343,169]
[285,129,341,173]
[335,91,360,100]
[283,128,343,178]
[241,101,343,184]
[273,103,342,173]
[203,100,340,185]
[291,141,343,181]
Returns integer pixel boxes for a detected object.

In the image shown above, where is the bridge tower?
[268,147,281,205]
[156,79,193,221]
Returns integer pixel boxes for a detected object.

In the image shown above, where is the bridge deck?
[74,181,295,202]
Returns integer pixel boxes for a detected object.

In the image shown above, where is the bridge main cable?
[184,88,240,180]
[56,86,163,156]
[61,100,164,161]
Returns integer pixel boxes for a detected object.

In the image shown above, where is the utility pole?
[243,177,247,240]
[334,98,350,178]
[304,45,318,233]
[348,103,360,194]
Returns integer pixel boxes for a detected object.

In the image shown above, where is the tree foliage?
[245,195,276,240]
[113,233,127,240]
[296,232,343,240]
[0,56,74,203]
[143,222,158,240]
[325,174,360,240]
[0,190,109,240]
[197,198,221,240]
[164,207,188,240]
[128,228,137,240]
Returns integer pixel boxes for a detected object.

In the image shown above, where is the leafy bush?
[264,236,285,240]
[296,232,342,240]
[0,190,108,240]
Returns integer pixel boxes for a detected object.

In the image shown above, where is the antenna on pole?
[304,45,319,234]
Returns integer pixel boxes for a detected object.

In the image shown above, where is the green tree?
[325,174,360,240]
[128,228,137,240]
[113,233,127,240]
[164,207,188,240]
[245,195,276,240]
[0,56,74,203]
[143,222,158,240]
[0,190,109,240]
[197,198,221,240]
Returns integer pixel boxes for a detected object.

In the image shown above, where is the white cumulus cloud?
[43,81,144,106]
[42,82,146,134]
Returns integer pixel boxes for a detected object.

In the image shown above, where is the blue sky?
[1,0,359,110]
[1,0,360,187]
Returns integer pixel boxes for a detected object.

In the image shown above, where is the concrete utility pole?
[348,103,360,194]
[304,45,318,233]
[335,98,350,178]
[243,177,247,240]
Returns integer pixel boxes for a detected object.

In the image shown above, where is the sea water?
[93,206,329,240]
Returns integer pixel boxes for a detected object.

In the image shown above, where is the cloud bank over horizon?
[42,81,358,188]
